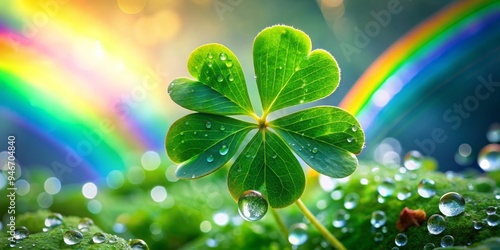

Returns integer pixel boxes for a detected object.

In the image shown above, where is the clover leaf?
[166,25,365,208]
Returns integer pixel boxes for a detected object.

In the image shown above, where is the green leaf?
[269,106,364,178]
[168,78,248,115]
[168,43,254,115]
[166,113,256,178]
[253,25,340,114]
[227,130,305,208]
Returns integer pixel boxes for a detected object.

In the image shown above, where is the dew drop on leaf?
[217,75,224,82]
[486,214,500,226]
[45,213,63,228]
[228,74,234,82]
[14,226,29,240]
[418,178,436,198]
[63,230,83,245]
[220,125,225,131]
[439,192,465,216]
[128,239,149,250]
[395,233,408,247]
[208,62,213,67]
[370,210,386,228]
[167,83,174,94]
[92,232,106,244]
[205,121,212,129]
[312,147,318,154]
[427,214,446,235]
[272,154,277,159]
[404,150,423,170]
[352,125,358,132]
[332,209,349,228]
[225,60,233,68]
[238,190,268,221]
[78,217,94,229]
[440,235,454,247]
[219,145,229,155]
[207,52,214,59]
[347,138,354,143]
[207,155,214,163]
[219,52,227,61]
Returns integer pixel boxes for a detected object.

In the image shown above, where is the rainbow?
[0,1,174,182]
[340,1,500,140]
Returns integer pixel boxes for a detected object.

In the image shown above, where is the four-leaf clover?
[166,25,364,208]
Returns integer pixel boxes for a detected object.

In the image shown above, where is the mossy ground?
[1,162,499,249]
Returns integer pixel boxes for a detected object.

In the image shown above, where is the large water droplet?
[14,226,29,240]
[404,150,423,170]
[343,193,359,210]
[377,178,395,197]
[44,213,63,228]
[332,209,350,228]
[237,190,268,221]
[370,210,386,228]
[473,220,484,230]
[427,214,446,235]
[394,233,407,247]
[440,235,454,247]
[487,123,500,143]
[478,144,500,172]
[92,232,106,244]
[219,145,229,156]
[486,214,500,227]
[128,239,149,250]
[207,155,214,163]
[78,217,94,230]
[219,53,227,61]
[63,230,83,245]
[288,223,308,246]
[216,75,224,82]
[439,192,465,216]
[205,121,212,129]
[418,179,436,198]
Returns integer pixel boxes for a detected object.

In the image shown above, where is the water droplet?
[486,206,497,215]
[167,82,174,94]
[332,209,350,228]
[219,145,229,156]
[371,211,386,228]
[219,53,227,61]
[299,99,304,104]
[439,192,465,216]
[193,131,197,135]
[486,214,500,226]
[347,138,354,143]
[487,123,500,143]
[278,66,283,70]
[237,190,268,221]
[394,233,407,247]
[404,150,423,170]
[109,235,118,244]
[217,75,224,82]
[440,235,454,247]
[377,178,395,197]
[288,223,308,246]
[391,247,399,250]
[128,239,149,250]
[228,74,234,82]
[418,179,436,198]
[9,241,15,247]
[63,230,83,245]
[397,186,412,200]
[351,125,358,132]
[78,217,94,230]
[427,214,446,235]
[44,213,63,228]
[204,134,208,137]
[207,155,214,163]
[473,220,484,230]
[225,60,233,68]
[14,226,29,240]
[180,132,184,136]
[191,174,196,179]
[220,125,225,131]
[272,154,277,159]
[312,147,318,154]
[423,243,435,250]
[208,62,213,67]
[181,140,185,144]
[207,52,214,59]
[478,144,500,172]
[343,193,359,210]
[373,232,384,242]
[92,232,106,244]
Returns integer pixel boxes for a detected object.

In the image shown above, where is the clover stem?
[295,199,346,250]
[270,208,289,244]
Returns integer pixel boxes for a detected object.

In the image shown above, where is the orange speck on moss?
[396,207,426,232]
